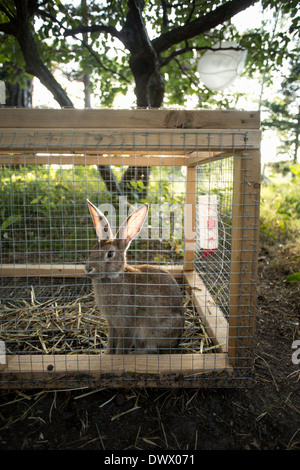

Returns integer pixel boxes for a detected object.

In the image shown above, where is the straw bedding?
[0,277,215,355]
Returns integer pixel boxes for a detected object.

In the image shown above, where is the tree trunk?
[3,61,33,108]
[120,166,150,200]
[120,0,164,108]
[13,0,73,108]
[130,52,164,108]
[97,165,150,204]
[5,79,33,108]
[16,31,73,108]
[97,166,123,196]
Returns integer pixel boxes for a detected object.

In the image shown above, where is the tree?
[263,59,300,165]
[1,0,299,199]
[1,0,298,110]
[0,0,73,107]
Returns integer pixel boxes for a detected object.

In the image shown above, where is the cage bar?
[0,109,260,389]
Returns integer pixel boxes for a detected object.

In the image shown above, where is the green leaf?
[277,209,292,217]
[284,272,300,282]
[1,214,22,230]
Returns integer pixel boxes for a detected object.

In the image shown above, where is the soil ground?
[0,237,299,452]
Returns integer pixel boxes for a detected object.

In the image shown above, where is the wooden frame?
[0,109,260,389]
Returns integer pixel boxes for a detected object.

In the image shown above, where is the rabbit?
[85,199,184,354]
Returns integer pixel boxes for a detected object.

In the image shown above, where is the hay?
[0,278,215,355]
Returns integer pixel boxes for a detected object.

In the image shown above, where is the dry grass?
[0,279,216,356]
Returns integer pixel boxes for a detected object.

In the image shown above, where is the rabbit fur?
[85,199,184,354]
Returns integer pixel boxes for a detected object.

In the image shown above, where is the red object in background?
[201,248,216,258]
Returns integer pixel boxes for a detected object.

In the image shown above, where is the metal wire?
[0,127,259,388]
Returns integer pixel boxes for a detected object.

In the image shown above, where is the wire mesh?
[0,124,260,389]
[195,157,234,318]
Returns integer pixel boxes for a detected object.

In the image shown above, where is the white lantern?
[197,41,247,91]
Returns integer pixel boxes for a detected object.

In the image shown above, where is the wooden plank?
[0,352,234,389]
[0,109,260,130]
[0,264,86,277]
[184,271,228,353]
[184,166,196,270]
[228,149,260,366]
[0,352,232,389]
[0,153,187,167]
[0,263,184,278]
[0,129,261,154]
[186,150,233,166]
[0,152,230,167]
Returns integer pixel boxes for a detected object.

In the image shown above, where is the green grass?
[260,171,300,243]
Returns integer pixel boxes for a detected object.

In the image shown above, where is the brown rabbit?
[85,199,184,354]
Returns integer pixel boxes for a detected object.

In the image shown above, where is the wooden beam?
[0,153,187,167]
[0,109,260,130]
[4,352,231,374]
[0,264,85,278]
[0,263,184,278]
[184,271,228,353]
[0,129,261,155]
[186,150,233,166]
[0,352,233,389]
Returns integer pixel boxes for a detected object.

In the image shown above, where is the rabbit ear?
[117,203,148,249]
[87,199,113,241]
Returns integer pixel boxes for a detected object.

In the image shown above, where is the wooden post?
[228,149,261,368]
[184,166,197,271]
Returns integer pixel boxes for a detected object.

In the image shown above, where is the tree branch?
[40,8,131,85]
[173,57,199,88]
[64,24,122,42]
[160,42,245,67]
[0,2,15,21]
[152,0,258,53]
[80,38,131,84]
[185,0,196,25]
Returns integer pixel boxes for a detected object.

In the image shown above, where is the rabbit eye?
[106,250,115,259]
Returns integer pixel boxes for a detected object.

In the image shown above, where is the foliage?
[262,59,300,163]
[260,166,300,241]
[0,0,299,108]
[0,165,105,261]
[284,272,300,282]
[0,165,187,260]
[1,160,298,271]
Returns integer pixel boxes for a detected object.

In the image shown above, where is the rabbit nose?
[85,265,96,276]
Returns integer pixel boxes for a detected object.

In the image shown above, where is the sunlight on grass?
[260,168,300,243]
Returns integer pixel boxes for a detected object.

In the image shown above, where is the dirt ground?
[0,237,299,452]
